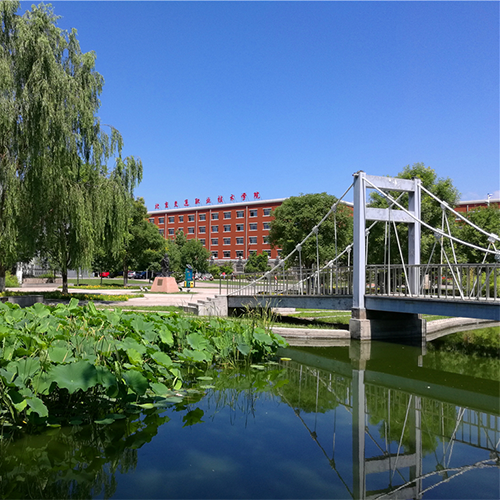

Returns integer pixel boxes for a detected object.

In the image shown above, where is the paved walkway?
[10,282,222,309]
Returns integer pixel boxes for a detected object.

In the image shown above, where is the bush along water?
[0,299,287,434]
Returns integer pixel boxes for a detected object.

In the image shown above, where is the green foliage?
[457,205,500,263]
[269,193,353,268]
[5,272,18,288]
[367,163,460,264]
[180,239,210,273]
[244,252,270,273]
[0,301,286,432]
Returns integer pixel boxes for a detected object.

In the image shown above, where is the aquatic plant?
[0,300,286,433]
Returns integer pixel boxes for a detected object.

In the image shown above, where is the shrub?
[5,271,19,288]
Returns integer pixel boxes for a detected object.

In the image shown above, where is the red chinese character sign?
[206,197,211,204]
[230,194,235,202]
[184,199,189,207]
[218,196,223,203]
[241,193,247,201]
[253,192,260,200]
[155,203,159,210]
[164,202,169,209]
[195,198,200,205]
[174,201,178,208]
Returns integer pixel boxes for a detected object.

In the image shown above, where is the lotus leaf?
[7,358,41,384]
[122,370,148,396]
[48,346,72,364]
[26,396,48,418]
[126,348,143,365]
[150,382,170,397]
[49,360,98,394]
[151,352,172,368]
[158,327,174,346]
[237,342,251,356]
[31,303,50,318]
[186,332,210,351]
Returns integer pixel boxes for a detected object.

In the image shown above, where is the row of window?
[153,207,273,225]
[211,250,272,259]
[165,223,270,236]
[179,236,269,246]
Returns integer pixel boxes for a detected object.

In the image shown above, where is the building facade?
[454,198,500,213]
[147,198,287,266]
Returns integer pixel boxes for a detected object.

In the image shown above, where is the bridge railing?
[366,263,500,301]
[224,267,354,296]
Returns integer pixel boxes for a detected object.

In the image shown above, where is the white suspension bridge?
[204,172,499,339]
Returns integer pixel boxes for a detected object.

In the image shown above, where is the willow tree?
[0,1,141,292]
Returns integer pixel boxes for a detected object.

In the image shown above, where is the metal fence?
[224,267,353,296]
[224,263,500,302]
[366,263,500,301]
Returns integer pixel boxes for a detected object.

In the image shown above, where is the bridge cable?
[363,177,500,256]
[420,184,500,243]
[228,181,355,295]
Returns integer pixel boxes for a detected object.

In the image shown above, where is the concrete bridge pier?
[349,308,427,341]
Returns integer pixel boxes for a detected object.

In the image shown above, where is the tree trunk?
[62,270,68,294]
[0,265,5,293]
[123,259,128,286]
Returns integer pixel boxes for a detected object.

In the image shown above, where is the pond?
[1,329,499,499]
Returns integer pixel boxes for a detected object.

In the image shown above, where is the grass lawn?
[95,305,185,314]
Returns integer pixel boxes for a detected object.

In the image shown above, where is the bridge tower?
[350,171,426,339]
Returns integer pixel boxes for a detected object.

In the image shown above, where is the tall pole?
[353,171,367,311]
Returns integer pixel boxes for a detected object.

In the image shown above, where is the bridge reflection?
[277,342,500,500]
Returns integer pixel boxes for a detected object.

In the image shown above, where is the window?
[148,218,154,223]
[178,215,184,223]
[263,222,270,230]
[224,212,231,219]
[199,238,206,246]
[199,226,206,234]
[236,210,244,218]
[263,250,271,257]
[224,225,231,232]
[236,250,243,258]
[250,250,257,256]
[236,224,244,232]
[236,237,244,245]
[249,209,257,217]
[199,214,206,221]
[278,250,282,257]
[212,213,219,220]
[188,215,194,222]
[168,216,175,223]
[211,225,218,233]
[263,236,269,244]
[211,251,218,258]
[211,238,218,246]
[249,236,257,244]
[249,223,257,231]
[159,217,164,224]
[159,229,164,236]
[168,228,174,236]
[188,227,194,234]
[223,251,231,258]
[263,208,272,216]
[223,238,231,245]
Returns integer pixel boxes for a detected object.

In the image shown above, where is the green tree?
[0,2,140,292]
[456,204,500,263]
[97,197,165,284]
[367,163,460,264]
[180,239,210,273]
[244,252,270,273]
[268,193,353,268]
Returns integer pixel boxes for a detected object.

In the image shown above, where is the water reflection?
[0,338,499,499]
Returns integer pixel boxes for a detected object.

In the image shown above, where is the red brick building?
[147,198,287,266]
[454,198,499,213]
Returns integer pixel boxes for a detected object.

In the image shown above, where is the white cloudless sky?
[19,1,499,209]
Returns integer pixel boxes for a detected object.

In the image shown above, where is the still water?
[1,333,499,499]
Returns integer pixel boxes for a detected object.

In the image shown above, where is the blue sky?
[19,1,499,210]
